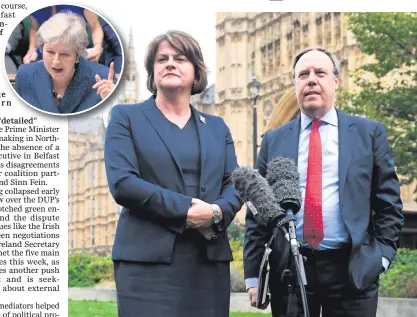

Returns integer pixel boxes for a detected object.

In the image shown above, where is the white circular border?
[3,2,126,117]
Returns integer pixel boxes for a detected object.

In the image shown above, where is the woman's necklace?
[52,91,64,100]
[52,90,63,106]
[52,68,74,106]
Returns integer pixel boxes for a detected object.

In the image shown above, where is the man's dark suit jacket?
[244,109,403,291]
[14,57,111,114]
[105,96,242,263]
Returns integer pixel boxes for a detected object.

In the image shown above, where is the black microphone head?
[231,166,283,227]
[266,157,300,185]
[266,157,302,213]
[270,179,302,212]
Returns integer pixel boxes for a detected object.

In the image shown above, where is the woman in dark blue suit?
[105,30,242,317]
[14,11,116,115]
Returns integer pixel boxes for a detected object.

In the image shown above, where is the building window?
[274,39,281,69]
[71,203,75,222]
[92,226,96,247]
[287,32,293,66]
[316,16,323,25]
[92,197,96,217]
[316,16,323,45]
[302,24,309,48]
[71,231,75,249]
[261,46,267,75]
[325,13,332,47]
[251,51,255,75]
[84,168,89,190]
[92,166,96,187]
[71,173,75,194]
[263,101,273,128]
[334,13,341,45]
[268,48,273,74]
[294,20,301,52]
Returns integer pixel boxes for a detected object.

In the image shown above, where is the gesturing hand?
[92,62,115,100]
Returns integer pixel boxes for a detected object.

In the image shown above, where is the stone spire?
[117,27,141,104]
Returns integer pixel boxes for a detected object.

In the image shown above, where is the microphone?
[266,157,302,212]
[266,157,307,285]
[231,166,285,228]
[232,166,290,310]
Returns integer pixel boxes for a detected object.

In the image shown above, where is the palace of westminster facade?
[68,13,417,255]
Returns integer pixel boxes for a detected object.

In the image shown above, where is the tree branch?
[382,31,417,57]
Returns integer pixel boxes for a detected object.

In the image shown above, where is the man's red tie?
[304,120,324,248]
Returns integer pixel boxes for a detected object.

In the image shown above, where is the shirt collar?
[300,106,338,132]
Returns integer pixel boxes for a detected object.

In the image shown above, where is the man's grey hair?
[37,11,88,58]
[292,46,341,80]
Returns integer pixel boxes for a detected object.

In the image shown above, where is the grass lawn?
[69,300,118,317]
[68,300,267,317]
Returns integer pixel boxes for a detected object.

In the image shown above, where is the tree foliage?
[338,13,417,186]
[228,220,246,292]
[227,220,245,244]
[379,248,417,298]
[68,254,113,287]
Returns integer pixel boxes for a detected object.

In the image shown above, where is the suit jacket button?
[201,186,206,192]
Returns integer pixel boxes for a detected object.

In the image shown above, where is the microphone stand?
[286,210,309,317]
[275,211,310,317]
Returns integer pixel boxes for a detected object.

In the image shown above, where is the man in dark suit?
[244,47,404,317]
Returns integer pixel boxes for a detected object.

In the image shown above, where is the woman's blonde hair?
[37,11,88,58]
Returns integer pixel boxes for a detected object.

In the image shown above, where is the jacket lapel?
[33,63,57,113]
[142,97,185,180]
[338,110,355,198]
[283,117,301,166]
[191,106,207,183]
[58,58,91,113]
[33,59,91,113]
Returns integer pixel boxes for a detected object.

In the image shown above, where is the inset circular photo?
[4,4,124,115]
